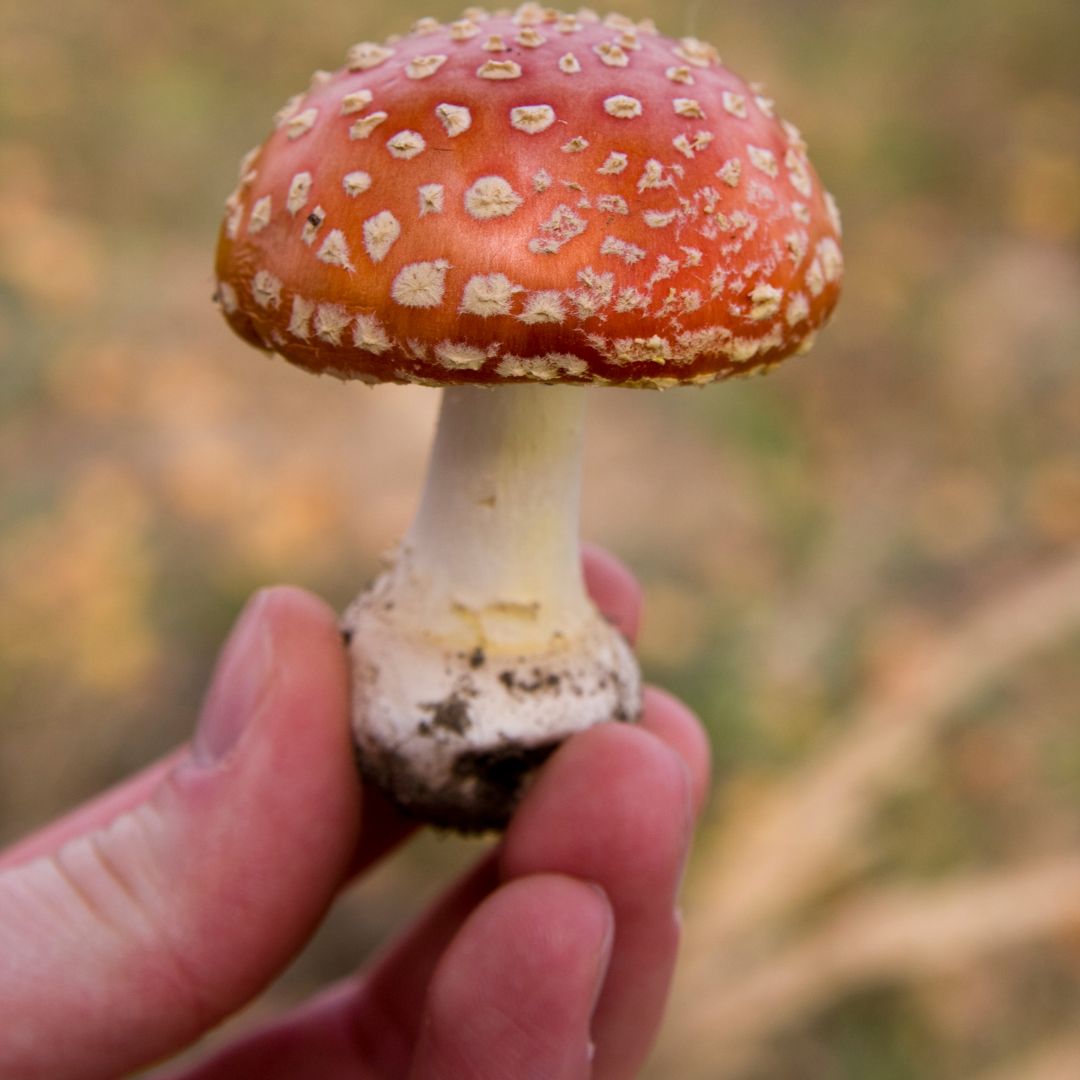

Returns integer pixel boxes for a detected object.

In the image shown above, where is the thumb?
[0,587,362,1080]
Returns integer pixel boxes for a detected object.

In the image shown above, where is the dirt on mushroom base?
[351,645,639,832]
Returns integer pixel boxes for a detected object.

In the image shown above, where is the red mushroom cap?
[215,5,843,388]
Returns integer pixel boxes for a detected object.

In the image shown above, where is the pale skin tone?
[0,547,711,1079]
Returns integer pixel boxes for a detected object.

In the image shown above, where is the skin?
[0,546,710,1079]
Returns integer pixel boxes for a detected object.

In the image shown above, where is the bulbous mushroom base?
[342,576,642,832]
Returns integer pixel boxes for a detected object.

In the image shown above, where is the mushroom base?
[342,572,642,832]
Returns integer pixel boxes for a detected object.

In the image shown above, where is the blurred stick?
[976,1030,1080,1080]
[683,548,1080,956]
[658,548,1080,1075]
[676,854,1080,1060]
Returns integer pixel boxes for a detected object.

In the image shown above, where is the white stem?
[343,382,641,829]
[402,384,590,648]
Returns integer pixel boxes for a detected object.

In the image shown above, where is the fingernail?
[193,591,275,764]
[585,882,615,1013]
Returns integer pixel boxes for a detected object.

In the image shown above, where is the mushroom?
[213,4,843,830]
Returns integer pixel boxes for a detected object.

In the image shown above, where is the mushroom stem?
[405,383,590,646]
[343,382,641,830]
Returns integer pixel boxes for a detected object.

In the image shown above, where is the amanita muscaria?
[214,4,843,830]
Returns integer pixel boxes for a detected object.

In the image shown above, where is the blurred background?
[2,0,1079,1075]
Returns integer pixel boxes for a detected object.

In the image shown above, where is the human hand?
[0,547,710,1079]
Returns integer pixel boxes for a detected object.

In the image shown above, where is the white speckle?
[676,131,714,157]
[287,172,313,215]
[533,169,553,192]
[674,37,718,67]
[557,13,582,33]
[617,30,642,51]
[248,195,272,234]
[611,336,671,365]
[615,287,649,313]
[343,171,372,197]
[558,52,582,74]
[682,246,704,268]
[717,158,742,188]
[644,208,679,228]
[600,235,647,264]
[461,273,522,317]
[697,185,721,213]
[747,180,777,207]
[568,268,615,319]
[386,130,426,160]
[346,42,395,71]
[755,94,776,118]
[593,42,629,67]
[477,59,523,79]
[349,111,389,139]
[650,254,681,285]
[285,107,319,140]
[418,183,444,216]
[825,191,843,235]
[513,3,546,25]
[783,119,807,150]
[482,34,509,52]
[450,19,481,41]
[510,105,556,134]
[786,292,810,326]
[363,210,401,263]
[407,54,449,79]
[252,270,282,309]
[316,229,354,271]
[435,103,472,137]
[314,304,351,344]
[519,291,567,324]
[596,194,629,214]
[637,159,673,192]
[435,342,488,371]
[598,152,629,175]
[301,206,325,245]
[672,134,695,159]
[604,12,636,30]
[784,230,809,264]
[817,237,844,282]
[465,176,524,220]
[413,16,441,34]
[604,94,643,119]
[681,289,703,313]
[709,267,728,297]
[340,89,374,115]
[390,260,451,308]
[498,353,587,380]
[237,146,260,182]
[562,136,589,153]
[216,280,238,313]
[721,91,748,119]
[792,201,811,224]
[747,145,779,178]
[666,65,694,85]
[749,283,782,320]
[785,149,813,197]
[288,296,314,338]
[529,203,587,253]
[516,27,546,47]
[729,338,760,363]
[354,313,392,353]
[673,98,705,119]
[274,94,303,129]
